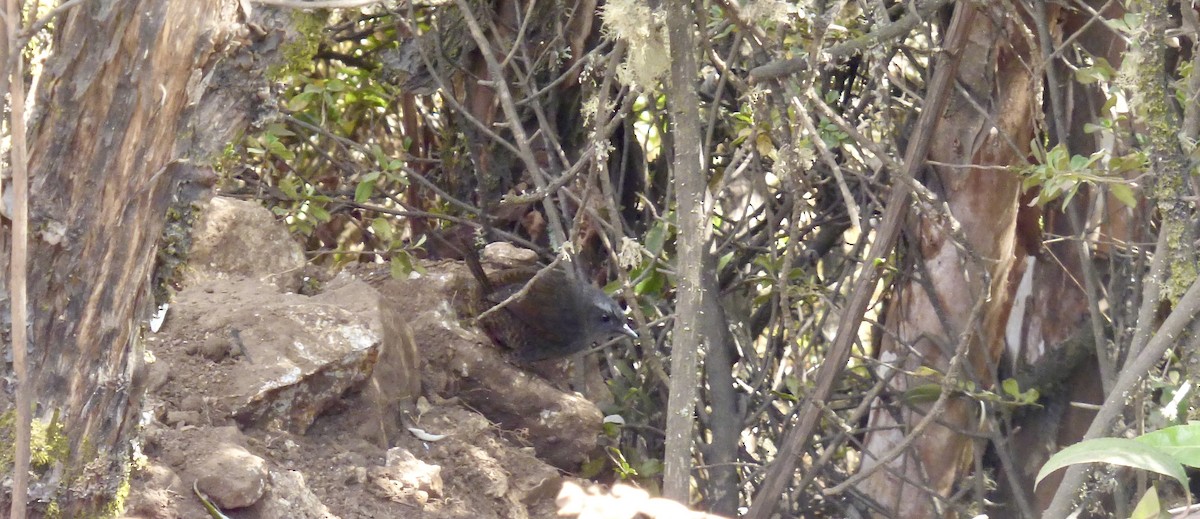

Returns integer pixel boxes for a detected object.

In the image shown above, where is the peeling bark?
[855,5,1037,516]
[1,1,296,514]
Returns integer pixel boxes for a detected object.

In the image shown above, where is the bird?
[466,257,638,363]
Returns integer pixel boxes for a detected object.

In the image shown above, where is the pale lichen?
[599,0,670,88]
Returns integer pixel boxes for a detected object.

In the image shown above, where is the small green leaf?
[355,179,376,203]
[913,366,942,379]
[634,268,665,296]
[1128,486,1164,519]
[390,255,410,279]
[1109,183,1137,208]
[903,384,942,404]
[370,217,394,243]
[287,95,311,112]
[638,458,664,477]
[278,177,299,199]
[1002,378,1020,398]
[578,456,607,479]
[645,222,667,256]
[1036,438,1188,492]
[307,204,331,223]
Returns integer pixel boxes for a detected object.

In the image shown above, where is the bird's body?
[471,266,637,362]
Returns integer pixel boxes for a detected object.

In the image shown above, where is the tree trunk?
[2,1,295,514]
[855,5,1038,516]
[662,0,707,502]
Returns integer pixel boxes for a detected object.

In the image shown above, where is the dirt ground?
[118,198,717,519]
[119,197,588,516]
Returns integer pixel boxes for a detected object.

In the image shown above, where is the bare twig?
[452,0,568,247]
[825,286,985,495]
[748,0,957,83]
[1042,271,1200,517]
[250,0,384,8]
[745,4,979,517]
[6,0,31,517]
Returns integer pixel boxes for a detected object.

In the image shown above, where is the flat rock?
[161,278,381,434]
[188,196,306,291]
[193,441,269,509]
[253,470,340,519]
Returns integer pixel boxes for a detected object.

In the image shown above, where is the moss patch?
[0,408,70,475]
[267,10,327,81]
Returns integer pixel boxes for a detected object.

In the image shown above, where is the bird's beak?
[620,322,638,339]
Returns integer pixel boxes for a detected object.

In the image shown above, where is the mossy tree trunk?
[854,5,1038,516]
[1,1,297,515]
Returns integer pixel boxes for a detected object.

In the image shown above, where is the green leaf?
[1002,378,1020,398]
[307,204,331,223]
[638,458,664,477]
[635,267,665,296]
[1036,438,1188,493]
[1109,182,1137,208]
[1110,152,1147,173]
[645,222,667,256]
[1136,423,1200,468]
[278,177,299,199]
[370,217,394,243]
[578,456,607,479]
[1068,153,1090,170]
[390,255,410,279]
[265,122,295,137]
[266,140,295,161]
[355,179,376,203]
[287,95,311,112]
[903,384,942,404]
[912,366,942,379]
[1129,486,1165,519]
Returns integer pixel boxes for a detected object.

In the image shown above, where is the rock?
[366,447,443,507]
[383,263,604,470]
[481,241,539,268]
[188,196,306,291]
[193,442,269,509]
[144,361,172,393]
[179,394,204,412]
[163,410,201,427]
[199,334,232,362]
[344,466,368,486]
[123,462,184,519]
[252,470,339,519]
[556,482,729,519]
[166,278,381,434]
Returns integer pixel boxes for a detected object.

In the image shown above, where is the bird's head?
[580,287,638,344]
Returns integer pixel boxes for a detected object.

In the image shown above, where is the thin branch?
[1043,270,1200,517]
[452,0,568,247]
[249,0,385,8]
[6,0,31,517]
[824,287,984,495]
[749,0,957,83]
[745,4,979,517]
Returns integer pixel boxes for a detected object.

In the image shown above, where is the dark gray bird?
[470,264,638,363]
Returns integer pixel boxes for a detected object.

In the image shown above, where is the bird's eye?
[600,314,612,323]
